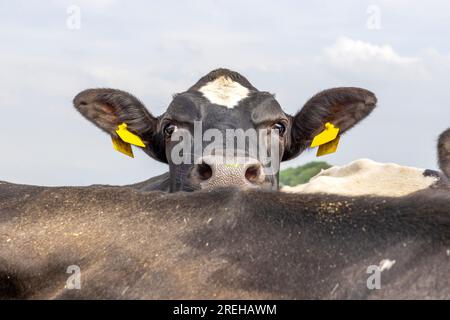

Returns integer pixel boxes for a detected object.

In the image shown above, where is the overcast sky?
[1,0,449,186]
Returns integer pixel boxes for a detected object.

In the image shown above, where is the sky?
[0,0,449,186]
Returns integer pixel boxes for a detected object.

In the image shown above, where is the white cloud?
[322,37,429,80]
[324,37,418,65]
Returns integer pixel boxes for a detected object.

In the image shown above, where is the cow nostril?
[197,162,213,181]
[245,164,261,183]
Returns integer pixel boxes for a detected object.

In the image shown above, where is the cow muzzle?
[191,155,266,189]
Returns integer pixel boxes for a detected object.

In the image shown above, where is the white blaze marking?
[379,259,396,272]
[282,159,438,197]
[198,76,250,108]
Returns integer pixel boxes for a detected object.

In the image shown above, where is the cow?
[0,130,449,299]
[281,159,449,197]
[73,68,377,192]
[283,129,450,197]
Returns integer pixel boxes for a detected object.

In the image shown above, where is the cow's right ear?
[73,88,167,163]
[438,128,450,179]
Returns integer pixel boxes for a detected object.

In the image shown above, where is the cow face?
[74,68,377,192]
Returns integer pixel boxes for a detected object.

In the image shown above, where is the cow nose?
[192,155,265,189]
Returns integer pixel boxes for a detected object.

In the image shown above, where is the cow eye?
[272,123,286,137]
[164,124,177,137]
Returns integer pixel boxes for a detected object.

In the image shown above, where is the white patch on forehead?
[282,159,438,197]
[198,76,250,108]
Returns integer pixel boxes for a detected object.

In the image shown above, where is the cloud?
[321,37,429,80]
[324,37,419,66]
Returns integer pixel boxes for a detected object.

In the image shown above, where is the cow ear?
[283,87,377,161]
[73,88,167,163]
[438,128,450,179]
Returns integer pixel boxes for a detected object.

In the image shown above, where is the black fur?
[438,128,450,179]
[0,182,448,299]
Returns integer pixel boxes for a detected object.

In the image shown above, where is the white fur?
[282,159,437,197]
[198,76,249,108]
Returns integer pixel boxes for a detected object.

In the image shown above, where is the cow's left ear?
[73,88,167,163]
[283,87,377,161]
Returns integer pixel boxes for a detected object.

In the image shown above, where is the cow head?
[438,128,450,179]
[73,68,376,192]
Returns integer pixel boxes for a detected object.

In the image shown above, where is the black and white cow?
[74,68,377,192]
[283,129,450,197]
[282,159,448,196]
[0,69,448,299]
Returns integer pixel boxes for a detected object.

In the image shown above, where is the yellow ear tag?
[115,123,146,148]
[310,122,340,148]
[111,137,134,158]
[316,135,340,157]
[310,122,340,157]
